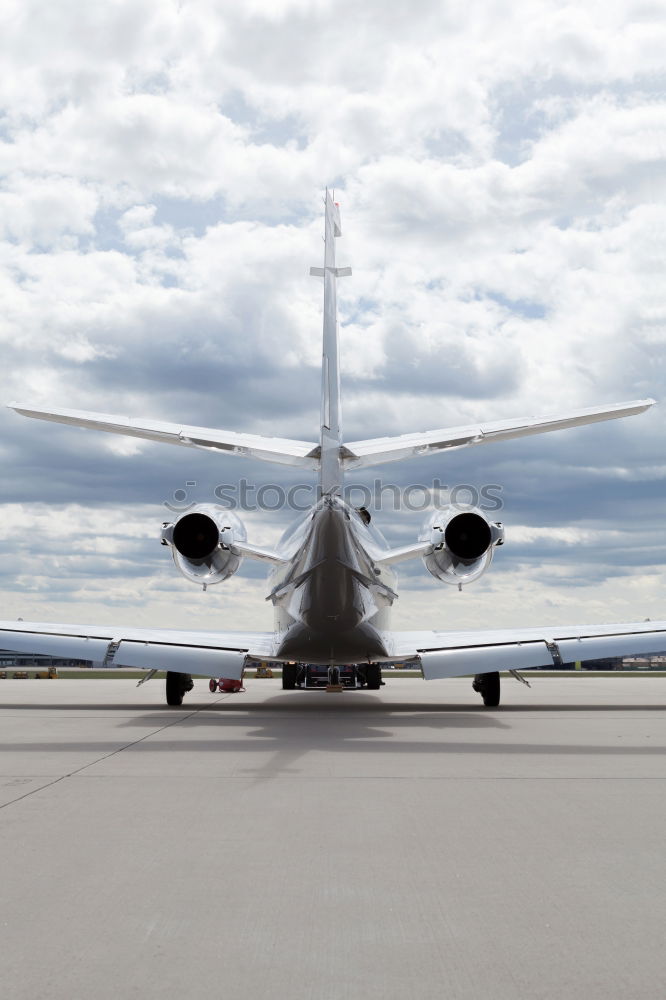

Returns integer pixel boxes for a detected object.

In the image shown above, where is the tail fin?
[310,191,351,495]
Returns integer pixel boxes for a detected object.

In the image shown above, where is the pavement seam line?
[0,697,228,811]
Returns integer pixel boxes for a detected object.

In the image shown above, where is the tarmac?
[1,675,666,1000]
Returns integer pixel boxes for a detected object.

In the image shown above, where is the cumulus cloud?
[0,0,664,629]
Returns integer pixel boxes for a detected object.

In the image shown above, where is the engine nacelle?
[161,504,246,587]
[420,507,504,586]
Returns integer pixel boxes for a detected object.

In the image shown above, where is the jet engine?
[161,504,246,587]
[420,507,504,586]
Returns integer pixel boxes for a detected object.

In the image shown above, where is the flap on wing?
[420,642,553,679]
[556,633,666,662]
[115,641,247,679]
[0,620,275,675]
[391,619,666,679]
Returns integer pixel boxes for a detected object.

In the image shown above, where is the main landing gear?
[472,671,500,707]
[363,663,382,690]
[166,671,194,706]
[282,662,299,689]
[280,662,384,690]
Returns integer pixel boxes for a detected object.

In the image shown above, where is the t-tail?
[310,190,352,495]
[8,189,654,477]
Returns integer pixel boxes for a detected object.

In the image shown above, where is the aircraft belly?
[275,620,389,664]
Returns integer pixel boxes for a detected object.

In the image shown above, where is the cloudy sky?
[0,0,664,634]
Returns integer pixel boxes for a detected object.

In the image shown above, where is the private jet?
[3,192,663,706]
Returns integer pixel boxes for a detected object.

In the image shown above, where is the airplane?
[2,191,664,708]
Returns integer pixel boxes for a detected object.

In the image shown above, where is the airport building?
[0,650,89,674]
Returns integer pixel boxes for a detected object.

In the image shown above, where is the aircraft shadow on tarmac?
[1,734,666,758]
[3,693,666,765]
[4,697,666,713]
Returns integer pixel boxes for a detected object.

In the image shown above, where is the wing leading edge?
[387,621,666,679]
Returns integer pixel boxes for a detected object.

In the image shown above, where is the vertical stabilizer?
[310,191,352,494]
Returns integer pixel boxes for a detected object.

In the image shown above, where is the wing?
[387,621,666,678]
[0,620,277,680]
[344,399,655,469]
[8,403,318,470]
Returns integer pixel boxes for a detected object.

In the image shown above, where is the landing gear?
[166,671,193,706]
[472,671,500,707]
[282,662,298,690]
[364,663,382,690]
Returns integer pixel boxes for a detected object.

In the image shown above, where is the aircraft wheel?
[166,671,184,706]
[282,663,298,689]
[209,678,218,693]
[166,672,193,706]
[472,671,500,707]
[365,663,382,690]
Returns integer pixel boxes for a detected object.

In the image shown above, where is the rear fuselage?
[269,496,397,664]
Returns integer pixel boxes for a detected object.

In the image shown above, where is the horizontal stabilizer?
[344,399,655,469]
[8,403,319,470]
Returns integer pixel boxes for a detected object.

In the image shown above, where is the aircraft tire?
[473,671,500,707]
[166,671,190,706]
[365,663,382,690]
[282,663,298,689]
